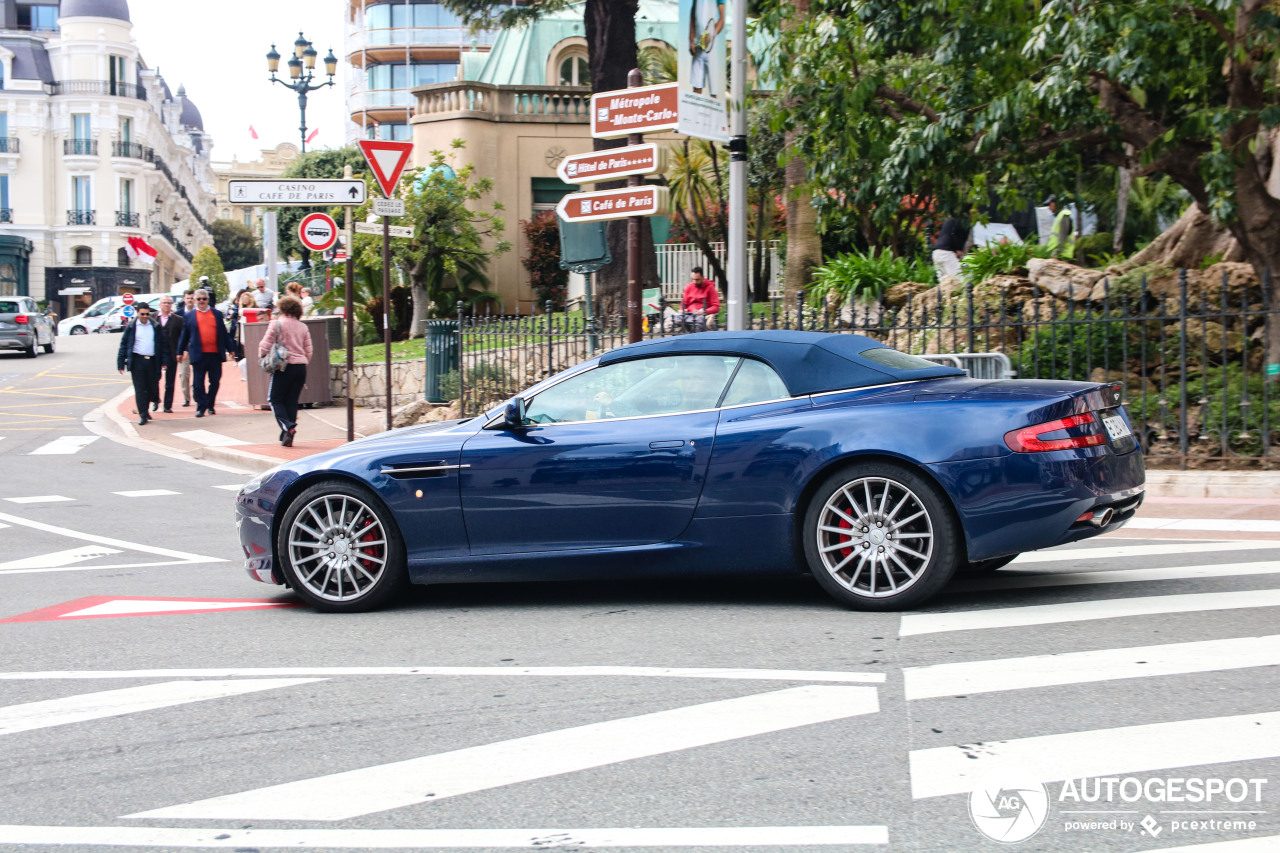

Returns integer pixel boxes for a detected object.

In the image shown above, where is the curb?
[1143,469,1280,499]
[83,388,252,474]
[198,445,289,474]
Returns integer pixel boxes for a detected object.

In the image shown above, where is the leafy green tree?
[521,211,569,311]
[762,0,1280,360]
[351,141,509,336]
[189,246,230,302]
[211,219,260,272]
[273,147,367,260]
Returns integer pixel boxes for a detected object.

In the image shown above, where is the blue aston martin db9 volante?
[236,331,1145,612]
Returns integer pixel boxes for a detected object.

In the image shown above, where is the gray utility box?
[242,317,334,409]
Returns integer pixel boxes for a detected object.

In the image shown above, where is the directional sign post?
[228,180,366,206]
[356,222,414,239]
[357,139,416,431]
[557,143,667,185]
[590,82,679,139]
[556,186,670,223]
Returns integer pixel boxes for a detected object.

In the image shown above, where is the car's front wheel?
[803,462,960,610]
[276,480,408,612]
[69,326,86,335]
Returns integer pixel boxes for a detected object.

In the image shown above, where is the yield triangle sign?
[358,139,415,198]
[0,596,300,622]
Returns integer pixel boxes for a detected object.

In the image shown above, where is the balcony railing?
[116,211,140,227]
[349,89,416,112]
[412,82,590,122]
[0,137,18,154]
[67,210,96,226]
[0,209,11,224]
[150,220,193,262]
[52,80,147,100]
[111,141,153,160]
[63,139,98,156]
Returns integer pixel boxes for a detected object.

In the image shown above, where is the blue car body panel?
[235,332,1145,595]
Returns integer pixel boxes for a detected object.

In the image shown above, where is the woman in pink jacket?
[259,295,313,446]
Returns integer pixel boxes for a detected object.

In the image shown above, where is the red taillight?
[1004,413,1107,453]
[13,315,29,324]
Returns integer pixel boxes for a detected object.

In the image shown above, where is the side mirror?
[502,397,527,429]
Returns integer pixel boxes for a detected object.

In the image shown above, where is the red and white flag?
[249,124,259,140]
[306,128,320,144]
[125,236,157,266]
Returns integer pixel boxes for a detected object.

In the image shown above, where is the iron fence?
[454,268,1278,468]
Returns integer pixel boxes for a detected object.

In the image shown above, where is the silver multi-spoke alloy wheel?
[803,463,959,610]
[816,476,933,597]
[278,481,407,612]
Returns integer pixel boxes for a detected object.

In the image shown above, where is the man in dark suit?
[116,303,168,426]
[176,288,233,418]
[155,294,184,413]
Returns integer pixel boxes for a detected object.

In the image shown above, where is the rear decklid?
[994,381,1138,455]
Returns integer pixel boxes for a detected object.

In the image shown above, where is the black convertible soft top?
[597,330,965,396]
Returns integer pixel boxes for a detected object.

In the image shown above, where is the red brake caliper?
[837,513,854,559]
[357,520,380,570]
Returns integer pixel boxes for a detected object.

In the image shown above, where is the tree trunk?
[1117,205,1244,272]
[1114,145,1133,253]
[584,0,658,318]
[782,0,820,307]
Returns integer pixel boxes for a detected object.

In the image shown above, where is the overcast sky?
[128,0,348,163]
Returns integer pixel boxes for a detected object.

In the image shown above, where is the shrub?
[808,249,933,303]
[520,211,568,311]
[959,241,1052,283]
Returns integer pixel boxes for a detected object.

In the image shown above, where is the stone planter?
[330,360,426,408]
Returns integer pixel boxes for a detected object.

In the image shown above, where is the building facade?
[344,0,500,144]
[0,0,216,315]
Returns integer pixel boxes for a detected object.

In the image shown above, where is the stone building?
[0,0,216,315]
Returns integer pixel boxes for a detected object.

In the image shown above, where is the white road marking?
[0,666,886,683]
[1127,517,1280,533]
[211,484,245,491]
[951,560,1280,593]
[0,546,121,571]
[904,635,1280,700]
[131,685,881,820]
[0,560,219,577]
[170,429,249,447]
[0,511,225,564]
[27,436,99,456]
[2,496,72,504]
[216,400,246,409]
[112,489,181,498]
[57,599,293,618]
[1013,540,1280,564]
[909,709,1280,799]
[0,824,889,848]
[0,679,323,736]
[900,589,1280,636]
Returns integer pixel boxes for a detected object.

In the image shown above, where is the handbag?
[259,320,289,373]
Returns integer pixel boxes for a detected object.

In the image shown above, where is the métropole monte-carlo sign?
[589,83,680,138]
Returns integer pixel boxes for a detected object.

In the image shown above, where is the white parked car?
[58,297,123,336]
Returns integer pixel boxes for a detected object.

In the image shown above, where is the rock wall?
[329,361,425,408]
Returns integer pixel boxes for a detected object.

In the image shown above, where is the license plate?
[1103,414,1131,441]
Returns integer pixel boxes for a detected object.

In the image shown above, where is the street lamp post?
[265,33,337,153]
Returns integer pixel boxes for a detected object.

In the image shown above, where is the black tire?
[276,480,408,613]
[959,554,1018,575]
[70,326,86,335]
[24,340,37,358]
[802,462,960,611]
[42,334,55,354]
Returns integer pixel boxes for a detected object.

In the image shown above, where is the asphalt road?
[0,333,1277,853]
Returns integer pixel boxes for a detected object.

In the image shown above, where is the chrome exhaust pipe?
[1089,507,1115,527]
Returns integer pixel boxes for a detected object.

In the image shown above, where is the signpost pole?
[382,216,392,431]
[626,68,643,344]
[726,0,748,332]
[343,169,355,442]
[584,271,598,355]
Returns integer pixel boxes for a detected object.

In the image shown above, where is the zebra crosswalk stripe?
[27,436,99,456]
[900,589,1280,636]
[950,560,1280,594]
[1011,541,1280,564]
[129,685,881,821]
[903,634,1280,700]
[909,709,1280,799]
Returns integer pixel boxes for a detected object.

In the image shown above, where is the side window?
[723,359,790,406]
[523,355,738,424]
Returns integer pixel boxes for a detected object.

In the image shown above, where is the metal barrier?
[921,352,1016,379]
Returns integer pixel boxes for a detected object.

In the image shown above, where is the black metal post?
[383,216,392,431]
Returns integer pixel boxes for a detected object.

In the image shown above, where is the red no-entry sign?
[298,212,339,253]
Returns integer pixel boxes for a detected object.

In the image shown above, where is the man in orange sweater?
[175,288,233,418]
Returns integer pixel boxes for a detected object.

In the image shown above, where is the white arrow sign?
[228,180,366,206]
[356,222,414,239]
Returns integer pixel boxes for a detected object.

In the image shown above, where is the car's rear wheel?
[959,554,1018,575]
[276,480,407,613]
[803,463,959,610]
[42,334,55,354]
[24,340,37,358]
